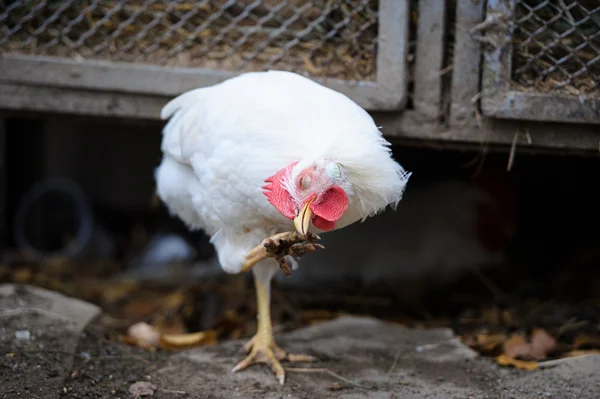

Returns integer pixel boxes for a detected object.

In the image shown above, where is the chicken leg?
[232,276,316,384]
[241,231,323,275]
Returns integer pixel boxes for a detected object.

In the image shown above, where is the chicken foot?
[241,231,323,275]
[232,277,316,384]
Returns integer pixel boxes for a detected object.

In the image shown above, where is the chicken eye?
[300,175,311,190]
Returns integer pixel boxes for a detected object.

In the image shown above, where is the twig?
[386,350,403,377]
[557,320,589,336]
[462,108,488,176]
[507,130,519,171]
[438,64,453,77]
[524,128,532,145]
[160,388,187,395]
[285,367,366,389]
[538,354,600,369]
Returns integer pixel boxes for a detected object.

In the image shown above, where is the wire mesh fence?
[511,0,600,96]
[0,0,379,81]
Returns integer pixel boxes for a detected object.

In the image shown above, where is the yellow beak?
[293,200,314,236]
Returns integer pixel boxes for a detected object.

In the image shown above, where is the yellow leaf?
[495,354,539,370]
[159,330,217,350]
[475,333,506,353]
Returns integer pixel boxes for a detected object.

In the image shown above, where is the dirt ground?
[2,284,600,399]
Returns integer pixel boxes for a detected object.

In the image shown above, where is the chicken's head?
[263,160,349,235]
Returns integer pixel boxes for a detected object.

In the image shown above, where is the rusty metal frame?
[0,0,409,112]
[481,0,600,124]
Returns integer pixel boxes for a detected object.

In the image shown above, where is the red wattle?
[310,186,348,222]
[312,216,336,231]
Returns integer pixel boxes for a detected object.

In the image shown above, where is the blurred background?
[1,0,599,363]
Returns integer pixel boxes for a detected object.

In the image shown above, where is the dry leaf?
[126,322,160,349]
[475,333,506,353]
[504,334,531,359]
[129,381,157,398]
[503,330,557,360]
[159,330,217,350]
[123,322,216,351]
[529,329,557,359]
[495,354,539,370]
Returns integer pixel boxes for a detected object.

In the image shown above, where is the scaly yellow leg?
[231,276,316,384]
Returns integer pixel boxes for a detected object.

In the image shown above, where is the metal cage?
[481,0,600,124]
[0,0,409,111]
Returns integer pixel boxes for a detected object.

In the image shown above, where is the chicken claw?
[232,333,316,384]
[242,232,324,274]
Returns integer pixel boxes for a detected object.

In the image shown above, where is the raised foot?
[242,232,324,275]
[232,335,317,385]
[264,232,323,275]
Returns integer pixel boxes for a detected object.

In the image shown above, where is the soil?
[2,284,600,399]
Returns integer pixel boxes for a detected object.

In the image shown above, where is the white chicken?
[155,70,411,384]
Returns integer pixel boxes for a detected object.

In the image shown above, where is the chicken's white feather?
[156,70,411,278]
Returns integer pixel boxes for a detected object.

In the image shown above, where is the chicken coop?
[0,0,598,146]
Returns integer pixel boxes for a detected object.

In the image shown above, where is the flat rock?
[0,284,101,398]
[155,316,600,399]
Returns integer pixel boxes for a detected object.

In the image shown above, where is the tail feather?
[160,87,211,162]
[160,87,206,120]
